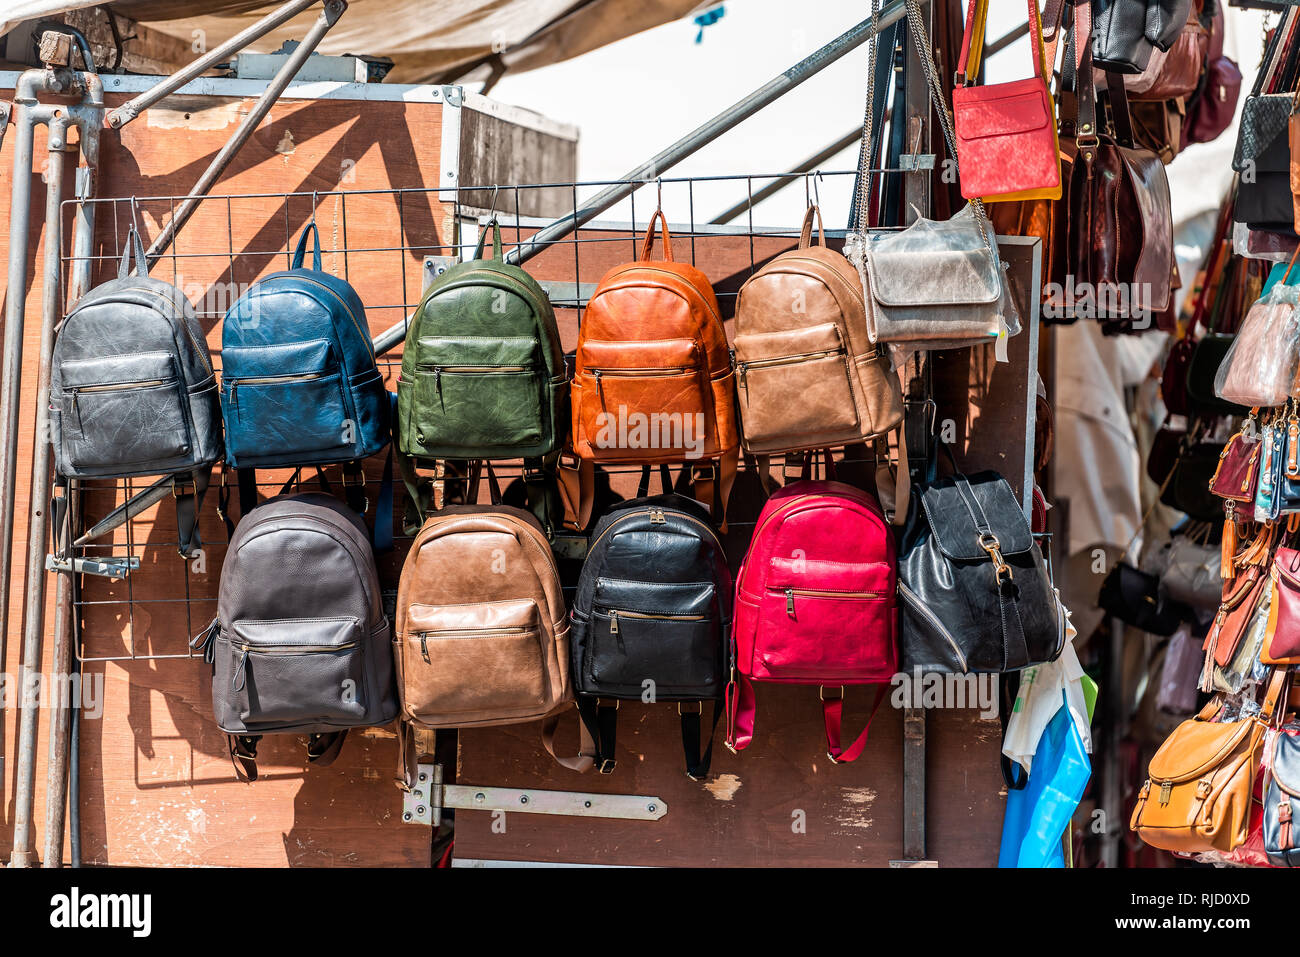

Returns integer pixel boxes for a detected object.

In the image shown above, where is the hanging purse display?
[1255,418,1286,523]
[951,0,1061,202]
[1232,15,1300,235]
[845,0,1017,351]
[1291,82,1300,233]
[1098,560,1188,635]
[1162,532,1226,613]
[1200,564,1270,690]
[1208,424,1262,506]
[1092,0,1193,75]
[1067,3,1174,322]
[1161,436,1231,522]
[1264,727,1300,867]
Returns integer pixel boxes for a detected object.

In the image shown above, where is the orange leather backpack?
[560,210,739,530]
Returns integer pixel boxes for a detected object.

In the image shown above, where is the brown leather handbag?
[1069,30,1174,322]
[1131,668,1290,854]
[733,204,907,518]
[1265,546,1300,666]
[1209,427,1262,505]
[1201,564,1270,690]
[393,493,590,787]
[561,210,739,531]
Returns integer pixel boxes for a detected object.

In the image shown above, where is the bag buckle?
[342,471,366,488]
[979,533,1014,584]
[819,685,844,701]
[677,701,702,715]
[172,479,195,498]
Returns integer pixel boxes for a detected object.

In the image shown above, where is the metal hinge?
[401,762,669,827]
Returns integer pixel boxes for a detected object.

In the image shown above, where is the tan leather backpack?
[560,210,739,531]
[393,488,591,787]
[1131,668,1289,853]
[733,205,908,519]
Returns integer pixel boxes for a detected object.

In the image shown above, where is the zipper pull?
[785,587,795,617]
[1158,781,1172,806]
[70,390,81,429]
[231,646,250,693]
[230,381,239,420]
[434,367,444,411]
[609,611,619,635]
[189,617,220,664]
[420,633,430,664]
[594,369,606,411]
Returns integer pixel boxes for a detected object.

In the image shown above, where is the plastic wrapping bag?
[1214,260,1300,408]
[1157,625,1204,716]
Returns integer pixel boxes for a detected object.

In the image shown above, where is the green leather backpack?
[396,220,568,522]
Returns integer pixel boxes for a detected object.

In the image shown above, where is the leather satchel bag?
[1131,668,1288,854]
[1184,5,1241,146]
[1200,564,1269,689]
[1264,727,1300,866]
[845,0,1015,351]
[1092,0,1193,74]
[1209,426,1262,506]
[1162,438,1231,521]
[732,204,907,514]
[899,449,1065,673]
[951,0,1061,202]
[1098,561,1187,635]
[1069,20,1174,319]
[568,493,731,778]
[727,478,897,761]
[562,210,739,532]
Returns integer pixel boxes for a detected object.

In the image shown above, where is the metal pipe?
[9,118,72,867]
[709,129,861,225]
[372,0,911,356]
[145,0,348,263]
[105,0,323,129]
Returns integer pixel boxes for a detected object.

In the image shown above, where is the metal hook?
[656,177,663,212]
[811,170,823,210]
[486,184,500,223]
[804,172,811,208]
[310,190,319,223]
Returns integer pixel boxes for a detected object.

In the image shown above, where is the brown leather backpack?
[393,489,591,787]
[1131,668,1289,854]
[560,210,739,530]
[733,205,907,518]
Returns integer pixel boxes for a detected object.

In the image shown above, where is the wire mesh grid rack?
[60,168,915,665]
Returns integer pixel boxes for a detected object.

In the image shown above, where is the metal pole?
[371,0,912,356]
[0,75,40,813]
[10,118,72,867]
[145,0,348,263]
[105,0,323,129]
[709,129,861,225]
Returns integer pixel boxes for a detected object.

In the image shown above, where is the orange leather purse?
[560,211,739,531]
[1131,668,1290,854]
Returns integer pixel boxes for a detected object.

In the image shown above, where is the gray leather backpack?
[191,493,397,779]
[50,227,223,556]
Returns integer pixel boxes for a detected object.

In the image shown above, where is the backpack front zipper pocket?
[733,323,859,445]
[221,338,350,462]
[585,578,721,695]
[58,351,191,471]
[402,336,544,453]
[215,616,368,728]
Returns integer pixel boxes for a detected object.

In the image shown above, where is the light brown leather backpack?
[733,205,908,519]
[560,210,739,531]
[393,477,591,787]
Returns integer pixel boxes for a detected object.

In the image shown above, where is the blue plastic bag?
[998,691,1092,868]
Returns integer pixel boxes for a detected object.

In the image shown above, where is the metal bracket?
[401,763,668,827]
[0,102,12,158]
[45,554,140,579]
[895,153,936,171]
[423,255,461,289]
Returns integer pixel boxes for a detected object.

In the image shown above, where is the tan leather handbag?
[1131,668,1289,854]
[393,490,592,787]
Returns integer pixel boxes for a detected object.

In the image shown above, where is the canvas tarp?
[0,0,711,83]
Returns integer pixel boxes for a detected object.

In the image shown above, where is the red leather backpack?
[726,473,898,762]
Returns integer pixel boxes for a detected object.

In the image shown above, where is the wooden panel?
[459,99,577,219]
[0,82,456,866]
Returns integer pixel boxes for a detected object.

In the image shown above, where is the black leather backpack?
[50,227,223,556]
[898,449,1065,673]
[569,492,731,779]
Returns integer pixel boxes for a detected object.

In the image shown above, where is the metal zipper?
[413,626,532,664]
[231,639,357,691]
[607,608,706,634]
[228,370,328,418]
[897,581,968,673]
[777,585,884,617]
[75,377,170,393]
[587,507,723,556]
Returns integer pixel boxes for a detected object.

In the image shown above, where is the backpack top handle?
[291,220,323,272]
[473,218,504,262]
[639,208,675,262]
[118,225,149,280]
[798,204,826,249]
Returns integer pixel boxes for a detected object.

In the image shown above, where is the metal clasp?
[978,533,1014,584]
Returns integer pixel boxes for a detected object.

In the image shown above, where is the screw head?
[647,803,657,813]
[415,805,426,815]
[519,794,529,805]
[474,792,486,803]
[402,811,412,821]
